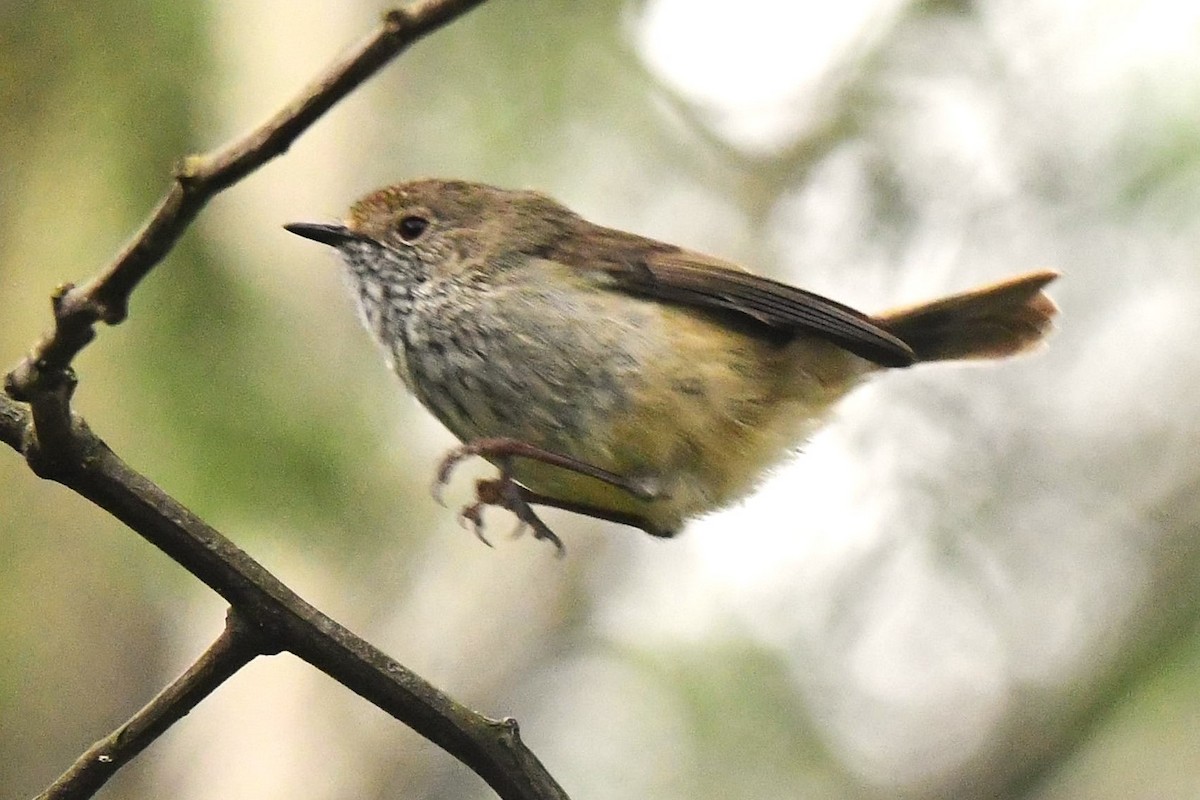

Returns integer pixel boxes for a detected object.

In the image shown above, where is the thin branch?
[35,609,271,800]
[4,0,489,411]
[1,1,571,798]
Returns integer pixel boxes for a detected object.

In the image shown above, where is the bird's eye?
[397,215,429,242]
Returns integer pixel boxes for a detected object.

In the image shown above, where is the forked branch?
[1,2,571,799]
[35,609,270,800]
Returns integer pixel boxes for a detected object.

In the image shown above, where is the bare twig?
[4,0,490,428]
[35,609,271,800]
[1,1,573,798]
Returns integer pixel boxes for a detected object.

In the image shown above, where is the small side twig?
[35,608,272,800]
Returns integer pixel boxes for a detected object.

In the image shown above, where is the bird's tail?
[873,270,1060,363]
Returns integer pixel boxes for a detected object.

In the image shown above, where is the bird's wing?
[575,237,915,368]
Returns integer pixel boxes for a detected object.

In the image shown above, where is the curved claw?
[432,445,476,507]
[458,501,494,547]
[525,516,564,556]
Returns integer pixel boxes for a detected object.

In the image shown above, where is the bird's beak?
[283,221,363,247]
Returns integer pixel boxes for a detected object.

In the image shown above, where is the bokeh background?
[3,1,1199,798]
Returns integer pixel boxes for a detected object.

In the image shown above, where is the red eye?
[398,215,429,242]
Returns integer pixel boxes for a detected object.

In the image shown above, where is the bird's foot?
[433,437,667,551]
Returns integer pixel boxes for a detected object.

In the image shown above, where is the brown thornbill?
[286,179,1058,551]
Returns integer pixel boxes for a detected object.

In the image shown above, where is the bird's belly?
[403,284,863,533]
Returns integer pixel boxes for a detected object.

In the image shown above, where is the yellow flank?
[505,284,872,534]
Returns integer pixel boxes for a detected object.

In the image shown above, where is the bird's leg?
[434,437,667,552]
[435,437,658,501]
[516,487,675,538]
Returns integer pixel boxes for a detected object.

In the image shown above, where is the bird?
[286,179,1059,551]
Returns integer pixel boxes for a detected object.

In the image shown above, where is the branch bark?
[35,609,270,800]
[1,2,572,799]
[0,396,569,800]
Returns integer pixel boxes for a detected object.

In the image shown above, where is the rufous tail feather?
[873,270,1059,363]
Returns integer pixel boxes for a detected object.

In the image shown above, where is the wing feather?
[585,241,916,367]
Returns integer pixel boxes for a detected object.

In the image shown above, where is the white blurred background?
[2,1,1199,798]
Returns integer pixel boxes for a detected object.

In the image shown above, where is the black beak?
[283,221,362,247]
